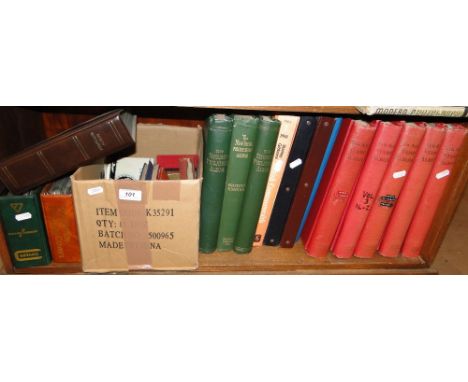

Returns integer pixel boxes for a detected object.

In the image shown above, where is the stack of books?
[200,114,467,258]
[0,110,200,270]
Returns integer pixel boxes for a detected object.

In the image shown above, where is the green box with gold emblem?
[0,188,51,268]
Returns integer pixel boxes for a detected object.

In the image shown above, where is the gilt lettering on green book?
[234,116,281,254]
[217,115,259,251]
[199,114,234,253]
[0,189,51,268]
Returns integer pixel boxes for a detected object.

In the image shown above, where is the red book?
[332,121,403,258]
[402,124,467,258]
[302,119,377,258]
[354,122,426,258]
[379,123,446,258]
[157,167,169,180]
[40,183,81,263]
[156,155,199,169]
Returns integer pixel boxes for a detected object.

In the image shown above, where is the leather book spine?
[199,115,234,253]
[233,117,281,253]
[253,115,300,246]
[379,123,446,258]
[217,116,259,251]
[0,190,51,268]
[280,117,335,248]
[264,117,317,246]
[40,186,81,263]
[0,109,135,194]
[303,120,377,258]
[402,124,467,257]
[331,121,403,258]
[354,122,427,258]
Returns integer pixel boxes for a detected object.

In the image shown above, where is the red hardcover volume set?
[301,120,466,259]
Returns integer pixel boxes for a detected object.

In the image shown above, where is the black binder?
[263,116,318,246]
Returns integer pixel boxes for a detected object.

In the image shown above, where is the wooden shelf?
[13,262,82,275]
[201,106,360,115]
[8,242,433,275]
[198,243,428,273]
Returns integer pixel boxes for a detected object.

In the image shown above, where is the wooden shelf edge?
[12,262,83,275]
[116,268,437,275]
[8,243,429,275]
[196,106,360,115]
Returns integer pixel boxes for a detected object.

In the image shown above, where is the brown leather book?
[40,180,81,263]
[280,117,335,248]
[0,109,136,194]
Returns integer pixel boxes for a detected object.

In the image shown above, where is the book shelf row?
[201,114,466,262]
[0,106,467,274]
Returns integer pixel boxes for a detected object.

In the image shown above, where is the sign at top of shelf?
[357,106,467,118]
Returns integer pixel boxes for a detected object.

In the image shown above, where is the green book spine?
[0,190,51,268]
[234,116,281,254]
[199,114,234,253]
[217,115,259,251]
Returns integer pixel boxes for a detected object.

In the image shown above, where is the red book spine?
[41,189,81,263]
[379,123,446,258]
[332,121,403,258]
[402,124,467,258]
[354,122,426,258]
[302,120,377,258]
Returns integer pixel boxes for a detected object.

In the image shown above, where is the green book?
[0,189,51,268]
[234,116,281,254]
[199,114,234,253]
[217,115,259,251]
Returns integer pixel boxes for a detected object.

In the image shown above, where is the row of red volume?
[302,119,466,259]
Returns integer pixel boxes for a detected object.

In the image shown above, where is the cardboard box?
[71,124,203,273]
